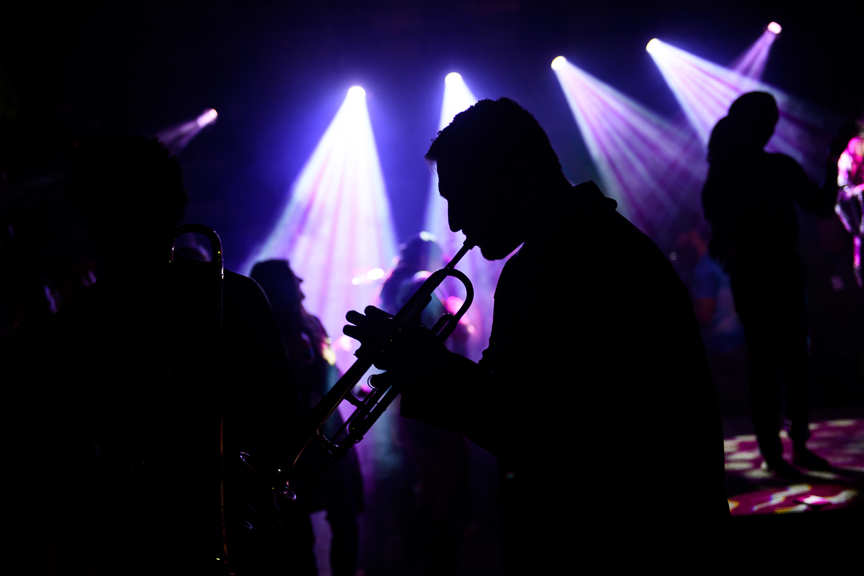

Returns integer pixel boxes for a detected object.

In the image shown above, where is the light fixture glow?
[646,38,660,54]
[767,22,782,34]
[347,86,366,98]
[155,108,219,154]
[551,56,566,70]
[196,108,218,128]
[445,72,462,85]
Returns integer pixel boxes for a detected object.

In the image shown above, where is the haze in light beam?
[553,57,706,248]
[648,39,840,179]
[730,28,778,80]
[423,73,503,362]
[244,88,396,370]
[648,39,761,144]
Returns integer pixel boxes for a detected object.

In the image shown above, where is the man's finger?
[343,323,360,338]
[365,306,393,320]
[346,309,367,325]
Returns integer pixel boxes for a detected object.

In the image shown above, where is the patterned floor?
[723,418,864,516]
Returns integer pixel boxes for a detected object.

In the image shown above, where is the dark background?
[3,0,862,268]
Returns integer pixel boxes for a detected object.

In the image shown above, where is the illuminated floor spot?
[751,484,809,511]
[724,418,864,516]
[742,469,772,480]
[723,441,739,453]
[727,449,760,461]
[811,430,845,439]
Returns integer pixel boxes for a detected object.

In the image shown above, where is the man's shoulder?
[763,151,806,173]
[525,184,659,261]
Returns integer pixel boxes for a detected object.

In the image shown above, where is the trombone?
[258,242,474,500]
[168,225,229,569]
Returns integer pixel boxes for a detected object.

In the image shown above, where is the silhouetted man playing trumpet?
[345,98,728,571]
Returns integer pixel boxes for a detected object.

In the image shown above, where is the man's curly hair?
[425,97,563,189]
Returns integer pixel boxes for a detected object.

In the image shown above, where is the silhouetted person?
[701,92,837,476]
[10,138,314,575]
[380,234,474,353]
[378,234,472,575]
[681,227,749,412]
[834,127,863,287]
[250,259,364,576]
[381,235,444,321]
[344,98,728,572]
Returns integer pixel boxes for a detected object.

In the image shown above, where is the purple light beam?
[243,87,397,372]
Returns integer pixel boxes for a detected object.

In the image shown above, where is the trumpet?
[265,242,474,500]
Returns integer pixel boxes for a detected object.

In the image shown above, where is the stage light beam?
[243,86,397,372]
[552,56,707,249]
[729,25,781,81]
[767,22,782,35]
[648,38,840,179]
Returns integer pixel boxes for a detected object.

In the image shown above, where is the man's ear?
[497,162,531,202]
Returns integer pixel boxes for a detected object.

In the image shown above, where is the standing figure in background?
[701,92,837,476]
[378,234,473,575]
[379,234,474,356]
[380,235,446,332]
[834,127,864,288]
[250,260,364,576]
[681,226,749,413]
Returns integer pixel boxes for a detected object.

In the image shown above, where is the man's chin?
[478,241,521,261]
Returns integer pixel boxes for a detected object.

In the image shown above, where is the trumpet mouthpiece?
[445,243,473,269]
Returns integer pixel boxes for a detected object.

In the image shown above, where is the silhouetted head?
[250,259,304,316]
[398,233,443,273]
[727,91,779,150]
[68,137,187,266]
[380,233,443,312]
[707,116,741,165]
[425,97,569,259]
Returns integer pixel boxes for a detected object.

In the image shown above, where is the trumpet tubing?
[273,243,475,499]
